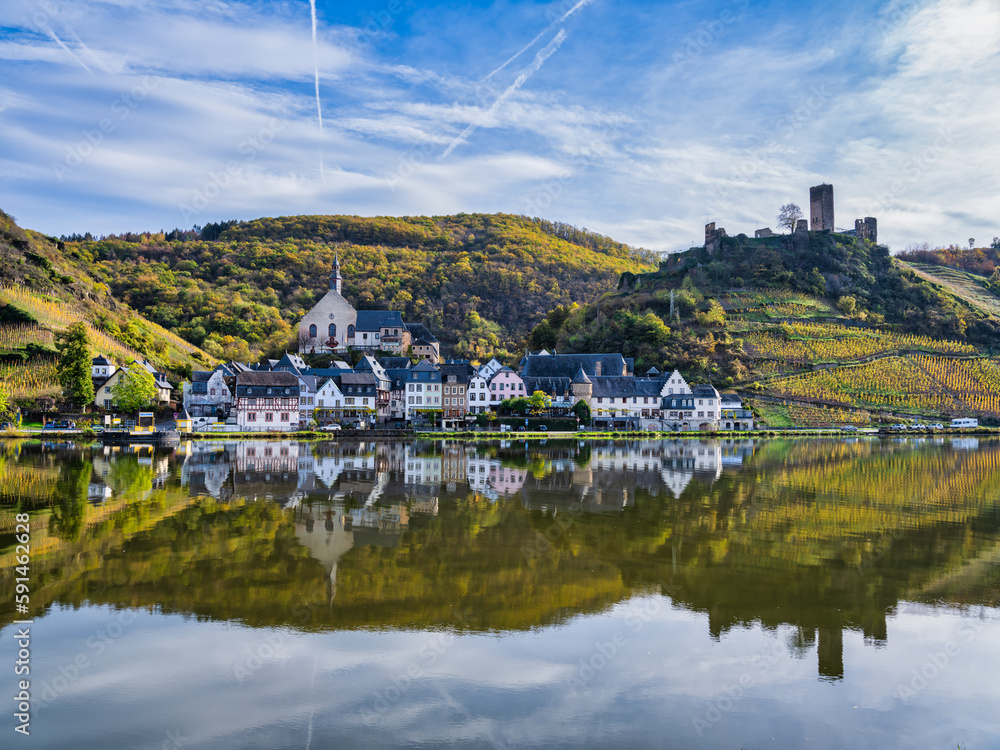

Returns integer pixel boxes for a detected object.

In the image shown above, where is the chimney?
[595,360,602,377]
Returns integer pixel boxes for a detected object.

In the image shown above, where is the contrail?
[483,0,594,81]
[63,26,114,74]
[308,0,326,183]
[441,29,567,159]
[39,22,92,74]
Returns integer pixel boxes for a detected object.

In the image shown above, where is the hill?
[65,213,658,363]
[0,210,214,405]
[528,229,1000,424]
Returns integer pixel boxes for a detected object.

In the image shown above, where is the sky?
[0,0,998,254]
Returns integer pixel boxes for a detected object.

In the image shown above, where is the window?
[265,413,273,422]
[328,323,336,338]
[210,388,215,396]
[348,324,355,338]
[309,324,317,337]
[248,413,257,421]
[280,413,289,421]
[104,399,112,408]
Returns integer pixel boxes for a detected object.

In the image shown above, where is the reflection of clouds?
[15,599,998,749]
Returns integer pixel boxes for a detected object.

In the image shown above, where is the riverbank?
[2,427,996,442]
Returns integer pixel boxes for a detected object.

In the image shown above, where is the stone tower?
[571,366,593,403]
[329,252,343,294]
[810,184,834,231]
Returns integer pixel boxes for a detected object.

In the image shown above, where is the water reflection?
[2,436,999,688]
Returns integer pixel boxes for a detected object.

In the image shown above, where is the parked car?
[840,425,858,432]
[539,425,548,431]
[929,423,944,430]
[889,424,907,430]
[320,423,341,431]
[910,423,927,430]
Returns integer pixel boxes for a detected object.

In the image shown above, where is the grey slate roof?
[690,384,720,398]
[379,357,411,370]
[439,362,475,383]
[521,353,633,380]
[406,322,438,342]
[356,310,404,331]
[235,370,300,398]
[572,366,591,384]
[92,355,112,365]
[590,377,663,399]
[522,376,572,395]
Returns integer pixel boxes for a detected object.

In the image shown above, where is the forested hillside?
[70,213,658,363]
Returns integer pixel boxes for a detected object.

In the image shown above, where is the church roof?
[572,366,591,384]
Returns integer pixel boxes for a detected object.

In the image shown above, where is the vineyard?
[748,400,872,428]
[741,322,976,363]
[720,291,836,320]
[761,355,1000,416]
[0,325,55,351]
[0,359,60,400]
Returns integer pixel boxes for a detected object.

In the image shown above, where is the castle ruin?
[704,184,877,253]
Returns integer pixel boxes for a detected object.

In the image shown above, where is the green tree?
[572,399,591,423]
[836,295,857,315]
[528,390,551,414]
[55,321,94,407]
[110,363,158,412]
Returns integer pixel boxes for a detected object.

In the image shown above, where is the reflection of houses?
[179,443,233,499]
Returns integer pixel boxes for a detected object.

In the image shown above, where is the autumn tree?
[777,203,803,233]
[110,363,158,413]
[55,321,94,407]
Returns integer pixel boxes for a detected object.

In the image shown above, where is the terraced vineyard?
[720,291,836,319]
[741,322,975,363]
[0,359,60,401]
[760,355,1000,416]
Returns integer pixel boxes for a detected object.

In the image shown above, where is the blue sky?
[0,0,997,252]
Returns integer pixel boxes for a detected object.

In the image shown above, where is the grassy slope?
[0,210,214,401]
[897,260,1000,320]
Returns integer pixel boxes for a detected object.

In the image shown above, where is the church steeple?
[329,251,343,294]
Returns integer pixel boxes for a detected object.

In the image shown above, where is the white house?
[91,355,114,380]
[315,378,345,425]
[234,371,301,432]
[183,365,233,419]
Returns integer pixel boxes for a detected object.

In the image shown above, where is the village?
[69,253,756,434]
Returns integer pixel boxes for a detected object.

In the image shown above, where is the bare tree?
[969,238,975,249]
[777,203,803,233]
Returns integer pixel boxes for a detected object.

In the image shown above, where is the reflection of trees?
[48,457,90,540]
[107,456,154,498]
[7,438,1000,680]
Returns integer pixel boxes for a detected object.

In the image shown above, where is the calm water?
[1,436,998,749]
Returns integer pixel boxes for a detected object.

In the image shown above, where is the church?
[298,254,440,362]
